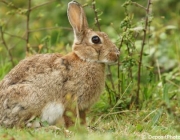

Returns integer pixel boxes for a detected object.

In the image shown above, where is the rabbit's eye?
[92,36,101,44]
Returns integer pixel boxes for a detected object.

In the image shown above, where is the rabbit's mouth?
[96,49,120,64]
[96,60,118,65]
[95,56,119,65]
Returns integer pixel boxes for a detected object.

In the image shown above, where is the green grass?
[0,59,12,80]
[0,110,179,140]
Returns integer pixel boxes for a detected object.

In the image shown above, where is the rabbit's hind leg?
[0,98,32,128]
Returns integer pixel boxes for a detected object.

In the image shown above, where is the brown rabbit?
[0,1,119,128]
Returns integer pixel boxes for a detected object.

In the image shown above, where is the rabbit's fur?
[0,1,119,128]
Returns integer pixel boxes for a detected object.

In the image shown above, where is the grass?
[0,109,179,140]
[0,59,12,80]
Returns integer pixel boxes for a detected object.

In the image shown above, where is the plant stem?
[126,43,133,81]
[0,27,15,66]
[29,26,72,33]
[26,0,31,54]
[107,66,115,91]
[92,0,101,31]
[105,82,112,105]
[131,1,146,10]
[136,0,152,105]
[4,32,26,40]
[30,0,56,11]
[0,0,18,9]
[117,27,127,96]
[117,37,124,96]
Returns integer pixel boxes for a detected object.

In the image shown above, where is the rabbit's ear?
[68,1,88,43]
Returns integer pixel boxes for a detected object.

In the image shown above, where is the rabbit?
[0,1,119,128]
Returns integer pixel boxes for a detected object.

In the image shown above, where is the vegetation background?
[0,0,180,139]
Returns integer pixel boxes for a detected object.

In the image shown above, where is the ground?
[0,110,179,140]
